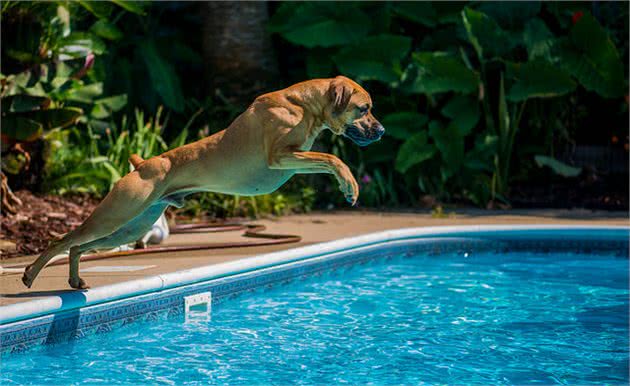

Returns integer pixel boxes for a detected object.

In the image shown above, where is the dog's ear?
[328,77,353,117]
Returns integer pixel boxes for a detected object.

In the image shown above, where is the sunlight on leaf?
[534,155,582,177]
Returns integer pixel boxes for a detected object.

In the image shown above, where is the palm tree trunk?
[201,2,278,102]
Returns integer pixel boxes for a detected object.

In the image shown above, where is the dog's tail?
[129,154,144,169]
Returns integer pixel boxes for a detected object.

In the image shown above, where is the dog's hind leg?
[23,160,172,288]
[22,237,73,288]
[66,201,171,289]
[67,246,89,289]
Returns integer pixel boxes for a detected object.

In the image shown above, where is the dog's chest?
[300,124,327,151]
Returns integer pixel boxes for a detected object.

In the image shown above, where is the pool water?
[2,249,628,385]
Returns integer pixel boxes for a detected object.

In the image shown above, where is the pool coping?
[1,224,627,326]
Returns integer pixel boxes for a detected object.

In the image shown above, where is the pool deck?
[1,209,627,307]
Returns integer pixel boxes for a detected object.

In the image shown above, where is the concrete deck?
[1,210,627,307]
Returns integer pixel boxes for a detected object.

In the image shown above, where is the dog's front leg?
[269,151,359,205]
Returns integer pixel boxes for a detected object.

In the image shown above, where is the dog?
[22,76,385,289]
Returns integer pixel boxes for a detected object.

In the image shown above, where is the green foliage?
[90,19,123,41]
[1,93,83,145]
[457,6,623,201]
[465,134,498,172]
[269,1,626,207]
[109,0,147,15]
[461,7,512,59]
[391,2,437,27]
[1,1,212,207]
[553,13,625,98]
[441,95,480,136]
[381,112,428,140]
[2,107,82,140]
[57,32,106,59]
[1,56,118,188]
[106,109,170,177]
[477,2,541,30]
[429,121,464,177]
[138,41,185,112]
[2,1,196,115]
[2,1,627,214]
[523,18,554,60]
[177,187,316,219]
[3,94,49,112]
[333,34,411,83]
[506,60,577,101]
[268,3,371,48]
[2,2,187,192]
[1,1,128,154]
[44,106,188,194]
[43,108,167,194]
[0,58,126,182]
[395,132,435,174]
[534,155,582,177]
[405,52,479,94]
[98,7,196,114]
[358,168,400,208]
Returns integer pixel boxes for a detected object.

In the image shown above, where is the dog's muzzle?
[344,124,385,146]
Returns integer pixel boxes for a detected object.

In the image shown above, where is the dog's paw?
[336,170,359,206]
[68,277,90,290]
[344,185,359,206]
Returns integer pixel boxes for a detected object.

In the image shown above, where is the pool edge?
[1,224,627,326]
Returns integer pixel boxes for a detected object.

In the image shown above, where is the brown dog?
[22,76,385,289]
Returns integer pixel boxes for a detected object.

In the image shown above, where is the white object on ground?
[139,212,170,245]
[130,159,170,246]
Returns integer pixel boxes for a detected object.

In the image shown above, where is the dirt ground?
[1,190,99,258]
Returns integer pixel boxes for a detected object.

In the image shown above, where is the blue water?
[2,249,628,385]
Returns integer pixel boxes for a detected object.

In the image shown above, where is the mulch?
[0,190,99,259]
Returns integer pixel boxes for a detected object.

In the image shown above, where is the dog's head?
[325,76,385,146]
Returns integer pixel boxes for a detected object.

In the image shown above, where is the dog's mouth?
[343,124,384,147]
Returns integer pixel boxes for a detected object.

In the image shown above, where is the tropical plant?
[1,1,132,211]
[458,6,623,201]
[90,1,201,115]
[2,1,627,215]
[399,4,626,205]
[44,107,192,195]
[1,56,127,150]
[269,2,628,207]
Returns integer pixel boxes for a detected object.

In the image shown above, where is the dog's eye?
[358,105,369,116]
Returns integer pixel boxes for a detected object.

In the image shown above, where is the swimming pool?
[1,227,628,384]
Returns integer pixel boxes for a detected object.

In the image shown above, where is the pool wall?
[1,225,628,354]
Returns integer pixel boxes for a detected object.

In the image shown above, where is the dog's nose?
[373,124,385,138]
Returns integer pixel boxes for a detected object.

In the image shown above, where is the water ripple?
[2,251,628,385]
